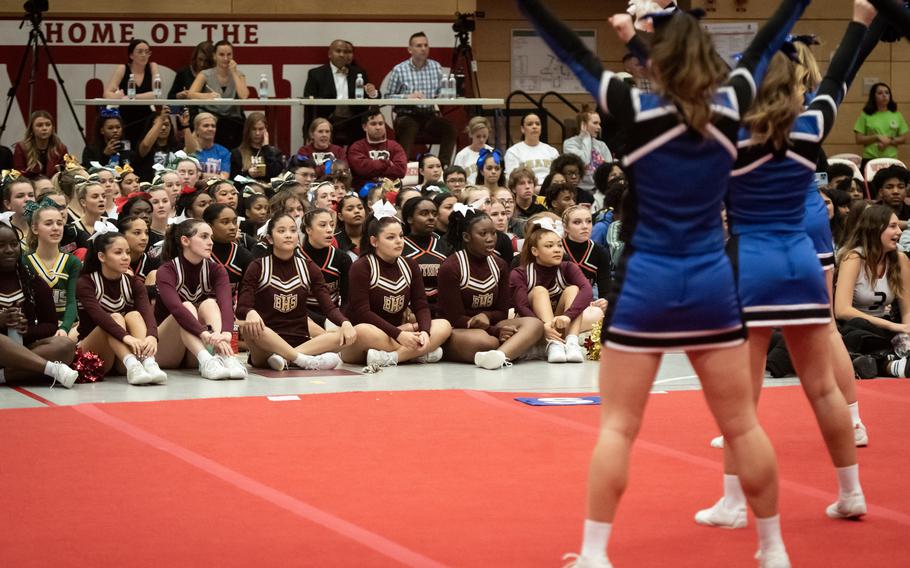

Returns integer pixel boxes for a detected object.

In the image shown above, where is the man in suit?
[303,39,380,147]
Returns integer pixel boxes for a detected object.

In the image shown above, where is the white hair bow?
[89,161,116,173]
[423,184,443,194]
[371,200,398,221]
[627,0,672,30]
[233,174,256,185]
[308,181,334,204]
[89,220,120,241]
[452,203,475,217]
[533,217,565,238]
[257,220,270,239]
[0,211,14,227]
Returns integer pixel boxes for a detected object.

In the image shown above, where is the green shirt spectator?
[854,82,909,160]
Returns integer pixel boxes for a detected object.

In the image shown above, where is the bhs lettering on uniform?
[369,150,391,161]
[383,294,405,313]
[274,293,298,313]
[471,293,494,309]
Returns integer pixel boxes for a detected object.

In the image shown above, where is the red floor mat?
[0,381,908,567]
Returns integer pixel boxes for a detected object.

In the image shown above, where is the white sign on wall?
[511,29,597,94]
[702,22,758,69]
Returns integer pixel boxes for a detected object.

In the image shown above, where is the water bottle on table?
[127,73,136,99]
[153,73,162,98]
[258,73,269,98]
[354,73,364,99]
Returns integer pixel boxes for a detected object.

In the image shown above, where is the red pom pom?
[72,347,105,383]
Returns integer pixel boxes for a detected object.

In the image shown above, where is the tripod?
[450,31,481,98]
[0,10,85,144]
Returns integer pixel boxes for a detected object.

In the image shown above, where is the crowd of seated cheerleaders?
[0,137,617,388]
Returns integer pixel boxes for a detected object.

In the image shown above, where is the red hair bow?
[115,191,152,214]
[180,185,197,195]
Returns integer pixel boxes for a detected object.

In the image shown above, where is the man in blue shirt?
[386,32,457,165]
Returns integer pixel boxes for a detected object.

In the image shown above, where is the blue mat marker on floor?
[515,397,601,406]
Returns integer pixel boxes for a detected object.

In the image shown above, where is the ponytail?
[162,218,206,261]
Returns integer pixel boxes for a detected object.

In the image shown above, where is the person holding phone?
[82,109,137,167]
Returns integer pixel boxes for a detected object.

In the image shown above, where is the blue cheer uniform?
[516,0,809,352]
[728,21,868,326]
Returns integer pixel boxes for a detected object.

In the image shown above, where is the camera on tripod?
[453,11,484,35]
[24,0,48,17]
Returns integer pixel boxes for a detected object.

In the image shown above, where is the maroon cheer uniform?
[402,233,449,302]
[76,272,158,341]
[438,250,511,336]
[0,271,57,344]
[236,253,348,346]
[155,256,234,336]
[509,261,592,320]
[345,254,431,339]
[302,242,351,309]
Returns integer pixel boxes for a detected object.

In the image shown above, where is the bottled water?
[152,73,162,98]
[258,74,269,98]
[127,73,136,99]
[354,73,364,99]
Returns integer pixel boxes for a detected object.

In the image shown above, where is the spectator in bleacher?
[854,82,908,166]
[385,32,457,163]
[476,149,506,194]
[551,153,593,205]
[168,41,214,100]
[543,181,576,217]
[509,166,545,235]
[296,118,347,167]
[230,112,283,182]
[304,39,379,147]
[191,113,231,179]
[835,205,910,377]
[591,171,625,248]
[504,112,559,186]
[443,166,467,200]
[348,108,407,189]
[824,188,852,250]
[836,176,865,202]
[82,109,136,168]
[285,155,318,195]
[104,39,160,147]
[188,40,248,150]
[563,105,612,195]
[827,162,856,190]
[871,165,910,228]
[622,52,652,92]
[136,107,191,182]
[12,111,67,179]
[417,153,445,190]
[453,117,494,182]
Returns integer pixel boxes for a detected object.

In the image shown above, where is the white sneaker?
[561,552,613,568]
[267,354,288,371]
[854,423,868,447]
[366,349,398,368]
[142,359,168,385]
[755,546,791,568]
[710,435,725,449]
[475,350,510,370]
[219,355,248,379]
[694,497,747,529]
[126,364,155,386]
[565,341,586,363]
[49,362,79,389]
[199,357,231,380]
[415,347,443,364]
[547,342,567,363]
[826,491,867,519]
[296,353,342,370]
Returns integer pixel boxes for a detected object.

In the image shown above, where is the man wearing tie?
[303,40,380,146]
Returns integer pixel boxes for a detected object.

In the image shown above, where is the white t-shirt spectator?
[504,141,559,186]
[453,144,493,182]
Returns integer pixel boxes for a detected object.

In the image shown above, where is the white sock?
[835,464,862,496]
[723,474,746,508]
[43,361,59,378]
[196,349,213,365]
[580,519,611,561]
[566,334,579,346]
[143,356,158,366]
[122,355,142,371]
[293,353,314,367]
[756,514,784,551]
[847,401,861,426]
